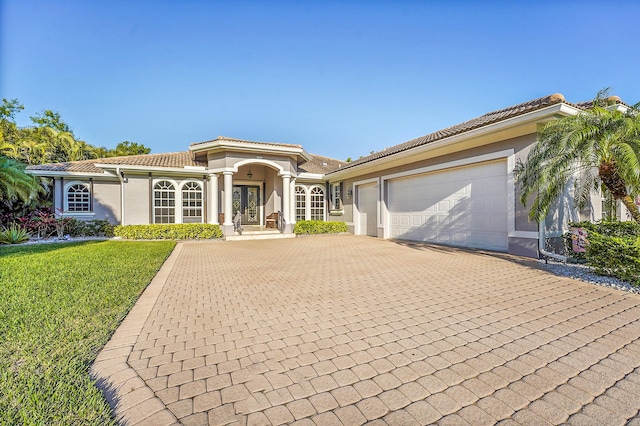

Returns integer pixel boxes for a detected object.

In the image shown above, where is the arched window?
[154,180,175,223]
[295,186,307,222]
[66,183,91,212]
[310,186,325,221]
[182,181,203,223]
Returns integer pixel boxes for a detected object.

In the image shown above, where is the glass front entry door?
[232,186,260,225]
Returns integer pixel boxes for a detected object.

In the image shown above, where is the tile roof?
[27,151,206,173]
[298,154,344,174]
[327,93,579,174]
[190,136,303,150]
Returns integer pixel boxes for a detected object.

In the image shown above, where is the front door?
[232,186,260,225]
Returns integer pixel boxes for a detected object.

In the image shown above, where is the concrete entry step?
[225,232,296,241]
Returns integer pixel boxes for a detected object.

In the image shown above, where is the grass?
[0,240,176,425]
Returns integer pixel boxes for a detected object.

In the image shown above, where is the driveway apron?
[91,235,640,425]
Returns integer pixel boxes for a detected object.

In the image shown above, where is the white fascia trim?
[380,149,515,239]
[381,149,513,181]
[330,103,578,180]
[352,177,381,234]
[297,172,324,180]
[26,170,110,178]
[228,158,287,176]
[190,140,311,161]
[95,164,209,175]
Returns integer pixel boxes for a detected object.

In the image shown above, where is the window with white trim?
[66,183,91,212]
[310,186,325,221]
[295,186,306,222]
[154,180,176,223]
[330,182,342,210]
[182,181,203,223]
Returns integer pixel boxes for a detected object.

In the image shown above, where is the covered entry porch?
[207,160,297,237]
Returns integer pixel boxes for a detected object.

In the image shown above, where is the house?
[27,93,623,257]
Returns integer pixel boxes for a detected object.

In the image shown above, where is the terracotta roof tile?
[327,93,577,174]
[27,151,206,173]
[298,154,344,174]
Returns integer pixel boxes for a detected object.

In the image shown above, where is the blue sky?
[2,0,639,162]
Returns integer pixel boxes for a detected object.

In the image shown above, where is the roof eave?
[94,163,209,175]
[328,102,578,179]
[26,170,111,177]
[190,139,308,158]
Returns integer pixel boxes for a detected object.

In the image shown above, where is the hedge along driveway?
[0,240,176,425]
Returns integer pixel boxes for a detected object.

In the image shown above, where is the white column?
[282,174,291,223]
[289,178,296,224]
[208,173,218,224]
[223,171,233,226]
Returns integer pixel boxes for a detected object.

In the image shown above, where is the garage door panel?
[388,161,508,251]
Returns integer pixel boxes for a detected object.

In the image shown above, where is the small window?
[330,182,342,210]
[154,180,175,223]
[295,186,306,222]
[66,183,91,212]
[310,186,325,221]
[182,181,203,223]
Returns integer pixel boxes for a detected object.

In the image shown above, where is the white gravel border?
[538,259,640,295]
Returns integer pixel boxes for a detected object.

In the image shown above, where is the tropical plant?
[0,99,151,166]
[516,89,640,223]
[0,224,30,244]
[0,157,42,204]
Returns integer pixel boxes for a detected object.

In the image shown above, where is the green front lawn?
[0,240,176,425]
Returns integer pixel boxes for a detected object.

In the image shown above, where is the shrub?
[0,224,31,244]
[6,208,115,238]
[114,223,223,240]
[563,220,640,260]
[64,218,115,237]
[294,220,348,235]
[569,220,640,238]
[586,232,640,286]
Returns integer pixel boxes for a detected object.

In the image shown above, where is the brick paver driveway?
[92,235,640,425]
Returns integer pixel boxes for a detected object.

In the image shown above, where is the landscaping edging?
[90,243,183,425]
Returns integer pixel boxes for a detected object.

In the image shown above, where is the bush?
[565,221,640,286]
[563,220,640,260]
[0,224,31,244]
[293,220,348,235]
[586,232,640,286]
[5,207,115,238]
[569,220,640,238]
[64,218,115,237]
[114,223,223,240]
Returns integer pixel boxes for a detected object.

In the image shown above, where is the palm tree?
[0,157,42,204]
[516,89,640,223]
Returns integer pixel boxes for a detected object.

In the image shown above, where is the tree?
[0,99,23,147]
[30,110,73,134]
[0,99,151,165]
[112,141,151,156]
[516,89,640,223]
[0,157,42,205]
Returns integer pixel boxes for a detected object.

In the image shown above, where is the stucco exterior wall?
[123,174,151,225]
[53,177,121,224]
[93,180,121,224]
[207,151,297,175]
[333,133,541,256]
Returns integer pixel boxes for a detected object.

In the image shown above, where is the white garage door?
[357,183,378,236]
[388,160,508,251]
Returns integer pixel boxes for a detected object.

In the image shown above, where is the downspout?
[538,221,567,263]
[117,166,125,226]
